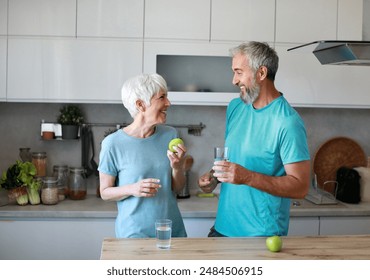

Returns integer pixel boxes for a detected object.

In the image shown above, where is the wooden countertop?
[100,235,370,260]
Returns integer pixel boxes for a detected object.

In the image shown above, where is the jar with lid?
[19,148,32,162]
[68,167,87,200]
[53,165,69,201]
[32,152,47,177]
[41,177,59,205]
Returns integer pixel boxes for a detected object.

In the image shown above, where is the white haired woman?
[98,73,187,238]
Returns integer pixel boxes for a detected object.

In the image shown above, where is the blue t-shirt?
[98,125,187,238]
[215,96,310,237]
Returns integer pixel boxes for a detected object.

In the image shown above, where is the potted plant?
[0,161,42,205]
[57,105,84,139]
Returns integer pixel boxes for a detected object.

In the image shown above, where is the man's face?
[231,53,260,104]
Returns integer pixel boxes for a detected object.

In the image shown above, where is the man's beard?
[239,80,260,104]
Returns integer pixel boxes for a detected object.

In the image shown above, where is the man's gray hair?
[121,73,168,118]
[230,41,279,81]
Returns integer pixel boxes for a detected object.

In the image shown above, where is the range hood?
[287,40,370,66]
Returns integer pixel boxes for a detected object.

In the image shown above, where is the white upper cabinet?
[0,38,6,101]
[0,0,7,35]
[276,43,370,108]
[7,38,142,103]
[77,0,144,38]
[211,0,275,42]
[276,0,338,43]
[8,0,76,36]
[337,0,363,40]
[144,0,211,40]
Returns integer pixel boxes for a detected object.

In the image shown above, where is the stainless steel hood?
[287,40,370,66]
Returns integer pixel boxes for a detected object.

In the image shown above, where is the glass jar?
[19,148,32,162]
[53,165,69,201]
[32,152,47,177]
[68,167,87,200]
[41,177,59,205]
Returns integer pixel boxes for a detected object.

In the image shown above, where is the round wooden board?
[313,137,367,194]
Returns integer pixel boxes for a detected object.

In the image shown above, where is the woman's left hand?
[167,143,186,171]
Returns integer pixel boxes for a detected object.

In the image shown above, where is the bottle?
[19,148,32,162]
[68,167,87,200]
[53,165,69,201]
[32,152,47,177]
[41,177,59,205]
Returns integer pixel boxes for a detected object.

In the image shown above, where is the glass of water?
[214,146,229,162]
[155,219,172,249]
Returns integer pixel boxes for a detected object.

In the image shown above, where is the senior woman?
[98,73,187,238]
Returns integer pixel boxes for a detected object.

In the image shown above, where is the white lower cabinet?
[0,37,6,101]
[0,219,115,260]
[288,217,320,236]
[319,217,370,235]
[183,218,214,238]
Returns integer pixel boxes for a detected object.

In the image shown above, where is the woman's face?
[144,89,171,125]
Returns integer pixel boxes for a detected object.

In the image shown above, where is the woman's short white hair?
[121,73,168,118]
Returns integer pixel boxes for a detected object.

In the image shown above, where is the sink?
[291,198,347,209]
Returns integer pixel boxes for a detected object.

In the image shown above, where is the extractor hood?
[287,40,370,66]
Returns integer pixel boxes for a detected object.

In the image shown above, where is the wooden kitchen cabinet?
[144,0,210,40]
[319,216,370,235]
[211,0,275,42]
[0,38,6,101]
[77,0,144,38]
[7,37,142,103]
[8,0,76,37]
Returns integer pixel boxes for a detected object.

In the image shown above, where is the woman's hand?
[131,178,161,197]
[167,143,187,171]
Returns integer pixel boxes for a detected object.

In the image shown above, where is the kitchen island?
[100,235,370,260]
[1,194,370,259]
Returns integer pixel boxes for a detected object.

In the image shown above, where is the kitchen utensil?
[177,155,193,199]
[313,136,366,194]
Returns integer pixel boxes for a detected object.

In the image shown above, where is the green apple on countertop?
[266,236,283,252]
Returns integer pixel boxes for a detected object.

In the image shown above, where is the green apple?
[168,138,184,153]
[266,235,283,252]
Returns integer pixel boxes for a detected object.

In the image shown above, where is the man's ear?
[257,66,268,81]
[136,100,146,112]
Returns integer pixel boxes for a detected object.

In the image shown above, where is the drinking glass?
[155,219,172,249]
[214,147,229,162]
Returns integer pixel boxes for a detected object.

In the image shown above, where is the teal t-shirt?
[98,125,187,238]
[215,96,310,237]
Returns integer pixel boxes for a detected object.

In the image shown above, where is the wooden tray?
[313,137,367,194]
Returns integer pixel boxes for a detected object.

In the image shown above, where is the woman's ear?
[136,100,146,112]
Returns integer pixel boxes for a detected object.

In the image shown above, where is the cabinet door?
[211,0,275,42]
[0,37,6,101]
[183,218,214,238]
[77,0,144,38]
[275,43,370,108]
[144,41,239,106]
[8,0,76,36]
[276,0,337,43]
[145,0,210,40]
[288,217,320,236]
[7,38,142,103]
[337,0,363,40]
[320,217,370,235]
[0,0,7,35]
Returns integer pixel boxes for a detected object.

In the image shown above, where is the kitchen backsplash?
[1,102,370,194]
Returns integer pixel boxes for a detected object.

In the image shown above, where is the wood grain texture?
[100,235,370,260]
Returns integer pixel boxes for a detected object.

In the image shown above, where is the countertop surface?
[100,235,370,260]
[1,193,370,219]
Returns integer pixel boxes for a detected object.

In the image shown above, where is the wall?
[1,102,370,195]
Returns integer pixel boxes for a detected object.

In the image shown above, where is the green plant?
[57,105,84,125]
[1,161,42,205]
